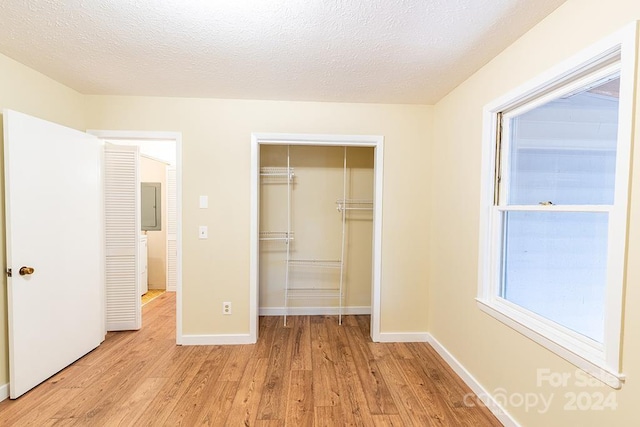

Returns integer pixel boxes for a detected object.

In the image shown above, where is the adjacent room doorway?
[89,130,184,343]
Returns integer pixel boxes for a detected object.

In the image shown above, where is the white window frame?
[477,22,638,389]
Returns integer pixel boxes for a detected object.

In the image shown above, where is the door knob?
[19,266,35,276]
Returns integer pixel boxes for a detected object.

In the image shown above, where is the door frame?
[88,130,184,344]
[250,133,384,342]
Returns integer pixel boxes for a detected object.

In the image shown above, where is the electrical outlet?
[223,301,232,315]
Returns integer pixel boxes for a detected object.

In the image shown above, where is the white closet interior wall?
[259,145,374,315]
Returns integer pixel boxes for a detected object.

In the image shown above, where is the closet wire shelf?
[288,259,342,268]
[260,167,294,180]
[287,288,343,299]
[336,199,373,212]
[259,231,294,242]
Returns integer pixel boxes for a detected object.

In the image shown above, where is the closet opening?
[250,133,384,342]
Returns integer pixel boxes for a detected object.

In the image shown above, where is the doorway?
[88,130,183,343]
[250,133,384,342]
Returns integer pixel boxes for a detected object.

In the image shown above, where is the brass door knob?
[19,266,35,276]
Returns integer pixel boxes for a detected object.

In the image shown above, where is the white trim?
[377,332,429,343]
[98,143,107,340]
[477,22,637,388]
[371,138,384,342]
[250,135,260,342]
[251,133,383,146]
[87,130,181,141]
[603,21,637,369]
[259,306,371,316]
[0,382,8,402]
[483,27,628,114]
[501,63,621,119]
[426,334,520,427]
[181,334,254,345]
[250,133,384,343]
[87,130,184,345]
[487,296,604,356]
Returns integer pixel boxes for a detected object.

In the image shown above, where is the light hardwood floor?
[0,293,502,426]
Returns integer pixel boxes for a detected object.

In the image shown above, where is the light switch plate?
[199,195,208,209]
[198,226,208,239]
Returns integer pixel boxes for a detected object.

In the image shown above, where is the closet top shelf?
[260,167,294,180]
[336,199,373,212]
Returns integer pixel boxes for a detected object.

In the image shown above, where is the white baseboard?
[180,334,255,345]
[258,306,371,316]
[0,382,8,402]
[377,332,430,342]
[426,333,520,427]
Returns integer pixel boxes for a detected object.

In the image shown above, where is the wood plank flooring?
[0,293,502,426]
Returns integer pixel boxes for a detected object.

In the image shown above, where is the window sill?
[476,298,624,389]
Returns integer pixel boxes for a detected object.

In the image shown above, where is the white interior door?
[3,109,104,399]
[104,144,141,331]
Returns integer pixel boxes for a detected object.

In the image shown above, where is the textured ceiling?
[0,0,567,104]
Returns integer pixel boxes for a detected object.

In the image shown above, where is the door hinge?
[6,268,11,277]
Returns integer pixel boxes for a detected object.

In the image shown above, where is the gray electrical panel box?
[141,182,161,231]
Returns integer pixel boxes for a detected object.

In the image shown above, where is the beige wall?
[0,52,432,389]
[0,53,87,388]
[85,96,432,336]
[259,145,374,310]
[140,156,168,289]
[430,0,640,425]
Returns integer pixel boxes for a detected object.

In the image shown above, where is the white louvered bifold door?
[104,144,141,331]
[166,166,177,292]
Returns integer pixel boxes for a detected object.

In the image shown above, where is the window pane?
[501,211,608,342]
[507,77,620,205]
